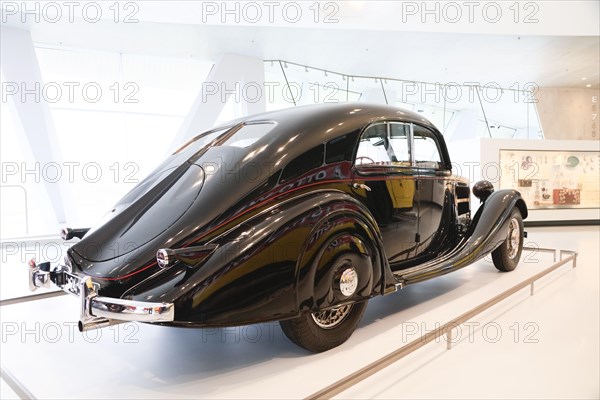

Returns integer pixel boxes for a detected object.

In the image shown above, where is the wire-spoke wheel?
[311,305,353,329]
[280,301,367,353]
[506,217,521,259]
[492,208,524,272]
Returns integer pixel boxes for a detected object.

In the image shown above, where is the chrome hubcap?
[311,305,353,329]
[339,267,358,297]
[507,217,520,259]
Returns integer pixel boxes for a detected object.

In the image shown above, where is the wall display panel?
[481,139,600,223]
[499,150,600,209]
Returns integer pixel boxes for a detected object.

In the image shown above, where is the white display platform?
[0,233,586,399]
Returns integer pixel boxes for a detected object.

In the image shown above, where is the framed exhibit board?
[479,139,600,224]
[499,150,600,209]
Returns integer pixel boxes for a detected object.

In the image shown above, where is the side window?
[325,130,359,163]
[413,125,442,169]
[388,122,410,164]
[355,122,410,167]
[280,144,325,183]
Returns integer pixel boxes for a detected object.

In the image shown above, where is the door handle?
[352,183,371,192]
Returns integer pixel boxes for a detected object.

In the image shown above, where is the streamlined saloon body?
[29,103,527,352]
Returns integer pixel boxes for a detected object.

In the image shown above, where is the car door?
[352,121,419,262]
[412,124,450,257]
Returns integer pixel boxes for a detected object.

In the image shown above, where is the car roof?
[206,103,450,170]
[225,102,441,143]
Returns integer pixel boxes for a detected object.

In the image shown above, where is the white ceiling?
[2,2,598,89]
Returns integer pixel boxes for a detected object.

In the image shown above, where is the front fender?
[469,189,527,245]
[398,189,527,285]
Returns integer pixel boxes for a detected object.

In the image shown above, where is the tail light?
[156,244,218,269]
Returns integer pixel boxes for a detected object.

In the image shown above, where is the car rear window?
[223,122,276,148]
[173,127,228,156]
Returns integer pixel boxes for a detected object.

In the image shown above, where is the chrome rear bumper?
[28,259,174,331]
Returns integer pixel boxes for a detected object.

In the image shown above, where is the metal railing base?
[305,246,577,400]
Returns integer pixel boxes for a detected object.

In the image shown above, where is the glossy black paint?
[61,103,527,327]
[473,179,495,201]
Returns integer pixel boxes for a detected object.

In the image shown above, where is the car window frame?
[353,121,450,176]
[412,123,445,171]
[353,121,414,176]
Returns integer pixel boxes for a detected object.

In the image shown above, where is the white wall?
[535,88,600,140]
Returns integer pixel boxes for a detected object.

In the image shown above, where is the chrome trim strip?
[157,243,220,268]
[91,296,175,322]
[77,276,174,330]
[28,260,175,329]
[28,264,49,291]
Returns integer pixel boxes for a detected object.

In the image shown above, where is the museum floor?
[1,226,598,399]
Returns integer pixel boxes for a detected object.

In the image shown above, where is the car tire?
[279,300,367,353]
[492,208,524,272]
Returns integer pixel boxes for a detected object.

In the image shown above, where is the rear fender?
[124,190,390,326]
[295,196,395,313]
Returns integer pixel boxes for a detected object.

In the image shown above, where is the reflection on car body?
[28,103,527,353]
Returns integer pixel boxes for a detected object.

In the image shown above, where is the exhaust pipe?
[78,316,123,332]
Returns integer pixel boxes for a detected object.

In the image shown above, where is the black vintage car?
[29,103,527,352]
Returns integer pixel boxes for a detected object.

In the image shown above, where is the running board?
[390,237,469,289]
[391,243,540,291]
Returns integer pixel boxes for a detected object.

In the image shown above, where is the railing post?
[446,327,453,350]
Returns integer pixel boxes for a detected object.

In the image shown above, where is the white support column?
[1,26,73,227]
[170,54,266,151]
